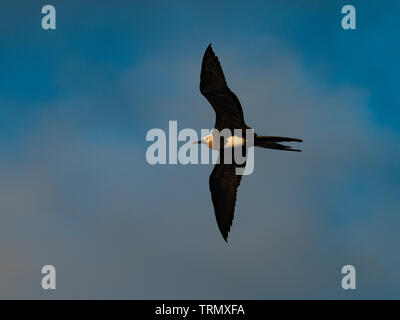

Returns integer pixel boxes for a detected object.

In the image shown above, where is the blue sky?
[0,0,400,298]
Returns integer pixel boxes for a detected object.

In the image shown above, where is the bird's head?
[193,133,213,149]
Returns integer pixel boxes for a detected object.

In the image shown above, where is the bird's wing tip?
[205,43,214,54]
[221,229,230,242]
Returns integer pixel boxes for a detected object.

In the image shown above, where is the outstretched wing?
[209,156,246,242]
[200,44,246,131]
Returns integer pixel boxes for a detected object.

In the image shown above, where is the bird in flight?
[195,44,302,242]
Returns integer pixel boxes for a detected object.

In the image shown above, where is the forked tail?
[255,135,303,152]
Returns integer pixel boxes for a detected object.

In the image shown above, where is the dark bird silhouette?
[196,44,302,242]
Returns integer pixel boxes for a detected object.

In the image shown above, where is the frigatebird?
[195,44,302,242]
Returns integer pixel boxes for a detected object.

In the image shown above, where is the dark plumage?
[199,44,302,241]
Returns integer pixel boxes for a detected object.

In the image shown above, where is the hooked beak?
[192,140,201,144]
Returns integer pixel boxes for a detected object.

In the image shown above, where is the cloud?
[0,26,399,299]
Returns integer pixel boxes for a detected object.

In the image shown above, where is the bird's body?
[199,132,246,149]
[198,44,302,242]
